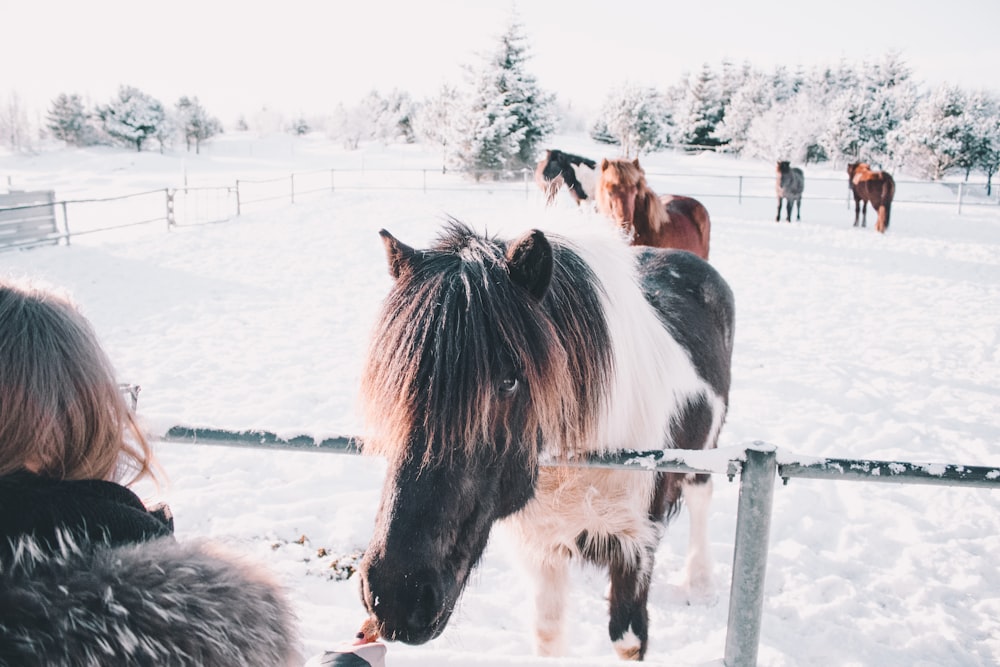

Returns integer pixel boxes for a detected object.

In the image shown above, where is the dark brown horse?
[595,158,711,260]
[776,161,804,222]
[848,162,895,233]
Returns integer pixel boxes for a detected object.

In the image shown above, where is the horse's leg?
[532,552,570,656]
[861,200,868,227]
[681,475,716,603]
[608,542,656,660]
[776,198,782,222]
[853,198,861,226]
[795,198,801,221]
[785,199,793,223]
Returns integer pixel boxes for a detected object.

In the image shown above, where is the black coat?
[0,473,299,666]
[0,471,173,566]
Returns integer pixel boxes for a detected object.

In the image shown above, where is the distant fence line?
[2,166,998,249]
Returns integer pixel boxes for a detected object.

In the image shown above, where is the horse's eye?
[498,377,519,395]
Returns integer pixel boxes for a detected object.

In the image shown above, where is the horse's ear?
[379,229,418,280]
[506,229,553,301]
[632,158,641,170]
[600,158,610,171]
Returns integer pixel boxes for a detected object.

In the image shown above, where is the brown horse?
[595,158,711,260]
[847,162,895,233]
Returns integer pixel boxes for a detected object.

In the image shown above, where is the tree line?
[43,88,223,154]
[588,54,1000,191]
[3,25,998,191]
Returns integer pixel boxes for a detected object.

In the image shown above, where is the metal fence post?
[291,174,296,205]
[235,180,241,216]
[724,445,777,667]
[738,176,743,205]
[957,182,964,215]
[331,169,336,193]
[61,201,71,246]
[166,188,175,230]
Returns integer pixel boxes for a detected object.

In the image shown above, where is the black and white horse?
[536,149,598,206]
[358,216,734,660]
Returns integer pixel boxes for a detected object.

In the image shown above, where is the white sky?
[4,0,999,124]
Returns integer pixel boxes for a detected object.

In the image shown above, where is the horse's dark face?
[359,223,568,645]
[777,160,790,175]
[360,424,537,644]
[540,150,565,182]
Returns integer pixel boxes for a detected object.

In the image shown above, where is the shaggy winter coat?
[0,535,300,667]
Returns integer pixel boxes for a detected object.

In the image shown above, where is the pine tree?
[415,85,460,164]
[891,86,981,180]
[47,93,94,146]
[714,70,773,155]
[450,16,556,177]
[595,83,668,157]
[176,96,222,154]
[674,63,725,148]
[96,85,166,152]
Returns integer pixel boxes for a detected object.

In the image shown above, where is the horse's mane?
[360,220,612,467]
[601,160,670,233]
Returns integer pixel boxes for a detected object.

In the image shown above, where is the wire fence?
[2,165,998,250]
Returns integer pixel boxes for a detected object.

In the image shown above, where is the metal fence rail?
[158,425,1000,666]
[4,164,997,249]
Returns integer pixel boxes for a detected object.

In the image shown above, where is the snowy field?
[2,134,1000,666]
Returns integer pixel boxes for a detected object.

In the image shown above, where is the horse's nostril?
[406,580,440,631]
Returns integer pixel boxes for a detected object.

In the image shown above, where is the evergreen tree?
[414,85,460,164]
[47,93,95,146]
[176,96,222,154]
[714,70,773,155]
[970,93,1000,195]
[674,63,725,148]
[890,85,971,179]
[450,16,556,176]
[595,83,668,157]
[96,85,166,152]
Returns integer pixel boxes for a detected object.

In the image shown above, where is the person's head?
[0,278,157,485]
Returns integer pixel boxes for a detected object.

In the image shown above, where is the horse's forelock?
[361,226,585,468]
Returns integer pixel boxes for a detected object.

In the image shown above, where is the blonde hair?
[0,279,158,485]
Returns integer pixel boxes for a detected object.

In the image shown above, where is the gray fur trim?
[0,535,299,667]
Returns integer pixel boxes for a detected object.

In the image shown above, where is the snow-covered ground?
[2,134,999,665]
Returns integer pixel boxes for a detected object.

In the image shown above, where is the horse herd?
[353,147,895,662]
[541,148,896,236]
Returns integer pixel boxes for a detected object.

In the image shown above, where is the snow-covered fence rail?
[158,426,1000,667]
[8,166,995,247]
[643,171,1000,211]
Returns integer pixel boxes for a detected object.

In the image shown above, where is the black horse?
[535,149,598,205]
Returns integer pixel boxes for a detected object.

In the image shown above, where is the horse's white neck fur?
[551,216,715,455]
[570,162,596,200]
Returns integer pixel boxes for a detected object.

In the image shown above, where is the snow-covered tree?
[673,64,725,148]
[743,93,829,164]
[970,93,1000,195]
[818,54,917,168]
[714,70,773,155]
[414,85,459,164]
[328,103,367,150]
[96,86,166,152]
[889,85,973,180]
[0,91,32,152]
[594,83,669,157]
[449,15,556,176]
[176,96,222,154]
[47,93,97,146]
